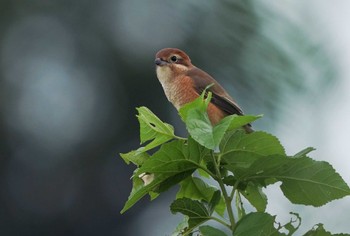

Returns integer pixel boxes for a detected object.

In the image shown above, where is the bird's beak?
[155,58,168,66]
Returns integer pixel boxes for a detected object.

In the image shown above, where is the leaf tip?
[119,153,130,164]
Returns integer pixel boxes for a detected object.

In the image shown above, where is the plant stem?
[198,165,216,178]
[174,135,187,140]
[230,188,235,201]
[211,151,236,230]
[210,216,231,229]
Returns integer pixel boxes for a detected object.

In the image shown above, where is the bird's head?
[155,48,193,81]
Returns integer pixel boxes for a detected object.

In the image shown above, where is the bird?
[154,48,253,133]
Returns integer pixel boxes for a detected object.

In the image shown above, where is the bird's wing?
[187,67,245,116]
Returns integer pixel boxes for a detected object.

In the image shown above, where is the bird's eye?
[170,55,178,62]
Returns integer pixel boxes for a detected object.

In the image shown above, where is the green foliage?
[179,91,261,150]
[199,225,227,236]
[233,212,282,236]
[303,224,350,236]
[120,106,177,165]
[120,94,350,235]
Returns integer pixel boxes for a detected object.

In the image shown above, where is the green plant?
[120,91,350,236]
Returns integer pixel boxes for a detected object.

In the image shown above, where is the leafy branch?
[120,92,350,236]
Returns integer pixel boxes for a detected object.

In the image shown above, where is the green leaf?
[199,225,228,236]
[170,198,211,229]
[283,212,301,236]
[148,191,159,200]
[225,114,262,131]
[136,106,176,152]
[120,173,167,213]
[221,130,285,177]
[176,178,225,217]
[157,170,194,193]
[179,93,219,150]
[120,150,150,165]
[303,223,350,235]
[179,88,261,150]
[121,171,193,214]
[303,224,332,236]
[236,193,246,219]
[240,182,267,212]
[179,93,261,150]
[221,130,285,160]
[178,90,211,123]
[242,156,350,206]
[120,107,178,166]
[233,212,285,236]
[293,147,316,158]
[198,167,211,178]
[214,195,226,217]
[137,139,201,176]
[176,176,217,201]
[121,139,205,213]
[208,190,221,214]
[171,216,189,236]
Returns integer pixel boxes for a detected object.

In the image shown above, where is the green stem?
[230,188,235,201]
[197,165,216,178]
[210,216,231,229]
[211,151,236,230]
[174,135,187,140]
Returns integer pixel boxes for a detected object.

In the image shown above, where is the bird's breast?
[156,68,198,110]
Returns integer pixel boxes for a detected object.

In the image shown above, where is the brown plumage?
[155,48,253,133]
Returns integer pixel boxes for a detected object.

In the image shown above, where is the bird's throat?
[156,66,172,83]
[156,66,184,109]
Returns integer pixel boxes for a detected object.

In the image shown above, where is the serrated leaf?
[136,106,176,152]
[121,171,193,214]
[221,130,285,159]
[157,170,194,193]
[121,140,204,213]
[303,224,331,236]
[120,173,162,213]
[293,147,316,158]
[241,156,350,206]
[170,198,211,229]
[214,195,226,217]
[221,130,285,177]
[226,114,262,131]
[199,225,228,236]
[137,139,203,176]
[172,216,189,236]
[240,182,267,212]
[137,106,175,143]
[176,177,225,217]
[120,150,150,165]
[121,107,178,167]
[233,212,286,236]
[179,91,212,124]
[176,177,218,201]
[179,94,260,150]
[149,191,159,200]
[198,167,211,178]
[283,212,301,236]
[208,190,221,214]
[179,93,219,150]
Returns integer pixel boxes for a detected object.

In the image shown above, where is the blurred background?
[1,0,350,235]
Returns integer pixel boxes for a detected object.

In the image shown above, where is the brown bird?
[154,48,253,133]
